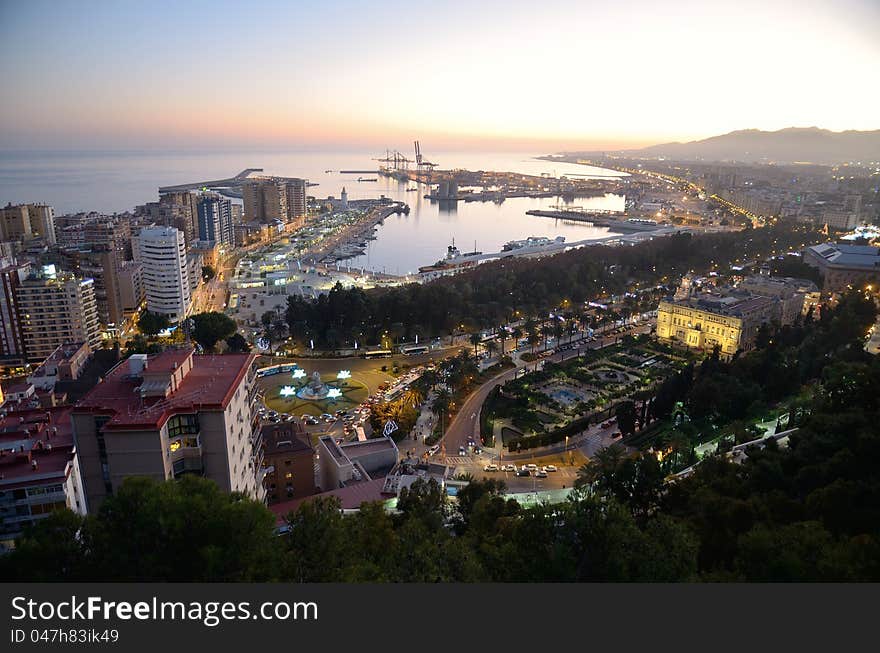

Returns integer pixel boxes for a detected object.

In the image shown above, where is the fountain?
[296,371,333,400]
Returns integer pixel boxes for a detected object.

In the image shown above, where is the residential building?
[196,194,234,246]
[0,261,29,361]
[243,177,308,226]
[262,423,315,502]
[143,192,199,245]
[133,226,191,323]
[15,266,101,362]
[244,179,286,222]
[284,178,308,226]
[26,342,92,391]
[0,405,87,548]
[29,204,56,244]
[117,261,144,316]
[72,349,265,512]
[0,203,32,241]
[803,242,880,292]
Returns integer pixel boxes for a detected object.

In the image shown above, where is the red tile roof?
[0,406,75,487]
[74,350,256,431]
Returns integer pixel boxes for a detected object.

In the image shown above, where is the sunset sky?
[2,0,878,152]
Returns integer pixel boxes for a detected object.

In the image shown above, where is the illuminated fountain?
[296,371,333,400]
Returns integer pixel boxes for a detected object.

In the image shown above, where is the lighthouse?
[340,186,349,210]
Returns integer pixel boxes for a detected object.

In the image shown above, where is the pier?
[158,168,264,193]
[525,209,661,233]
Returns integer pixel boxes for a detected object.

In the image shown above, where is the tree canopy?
[190,311,237,352]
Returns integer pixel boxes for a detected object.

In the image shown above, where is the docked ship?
[418,240,483,279]
[502,235,565,252]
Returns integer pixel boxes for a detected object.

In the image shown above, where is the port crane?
[413,140,438,175]
[373,149,412,171]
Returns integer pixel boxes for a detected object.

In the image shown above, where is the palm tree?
[485,339,499,360]
[511,327,523,351]
[498,329,507,356]
[575,444,626,490]
[432,388,452,435]
[469,332,481,357]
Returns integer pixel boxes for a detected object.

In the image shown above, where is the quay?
[525,209,661,232]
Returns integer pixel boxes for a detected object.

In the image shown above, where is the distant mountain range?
[569,128,880,165]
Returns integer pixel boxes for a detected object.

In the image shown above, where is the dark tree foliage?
[190,311,237,352]
[137,310,169,337]
[225,332,251,353]
[286,225,819,348]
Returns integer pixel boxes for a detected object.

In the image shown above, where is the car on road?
[543,465,558,472]
[515,469,531,477]
[320,413,334,422]
[535,470,548,478]
[501,464,517,472]
[523,463,538,471]
[427,445,440,456]
[483,464,499,472]
[458,446,466,456]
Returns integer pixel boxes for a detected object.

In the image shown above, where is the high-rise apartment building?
[0,203,57,243]
[117,261,144,316]
[196,194,234,246]
[0,204,32,241]
[29,204,56,244]
[243,179,286,222]
[243,177,308,226]
[72,349,266,512]
[144,192,199,245]
[0,260,30,360]
[15,266,101,362]
[133,227,191,323]
[284,178,308,226]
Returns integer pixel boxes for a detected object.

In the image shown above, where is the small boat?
[357,176,378,182]
[325,170,333,173]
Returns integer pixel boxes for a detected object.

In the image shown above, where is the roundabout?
[259,365,371,416]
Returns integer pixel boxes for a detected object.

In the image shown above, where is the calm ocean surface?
[0,150,627,274]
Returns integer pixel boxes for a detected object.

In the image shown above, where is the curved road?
[440,324,652,456]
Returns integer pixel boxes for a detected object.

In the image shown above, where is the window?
[285,472,293,480]
[168,414,199,439]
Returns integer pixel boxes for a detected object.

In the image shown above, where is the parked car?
[483,464,499,472]
[535,470,548,478]
[543,465,558,472]
[515,469,531,477]
[524,463,538,471]
[501,464,517,472]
